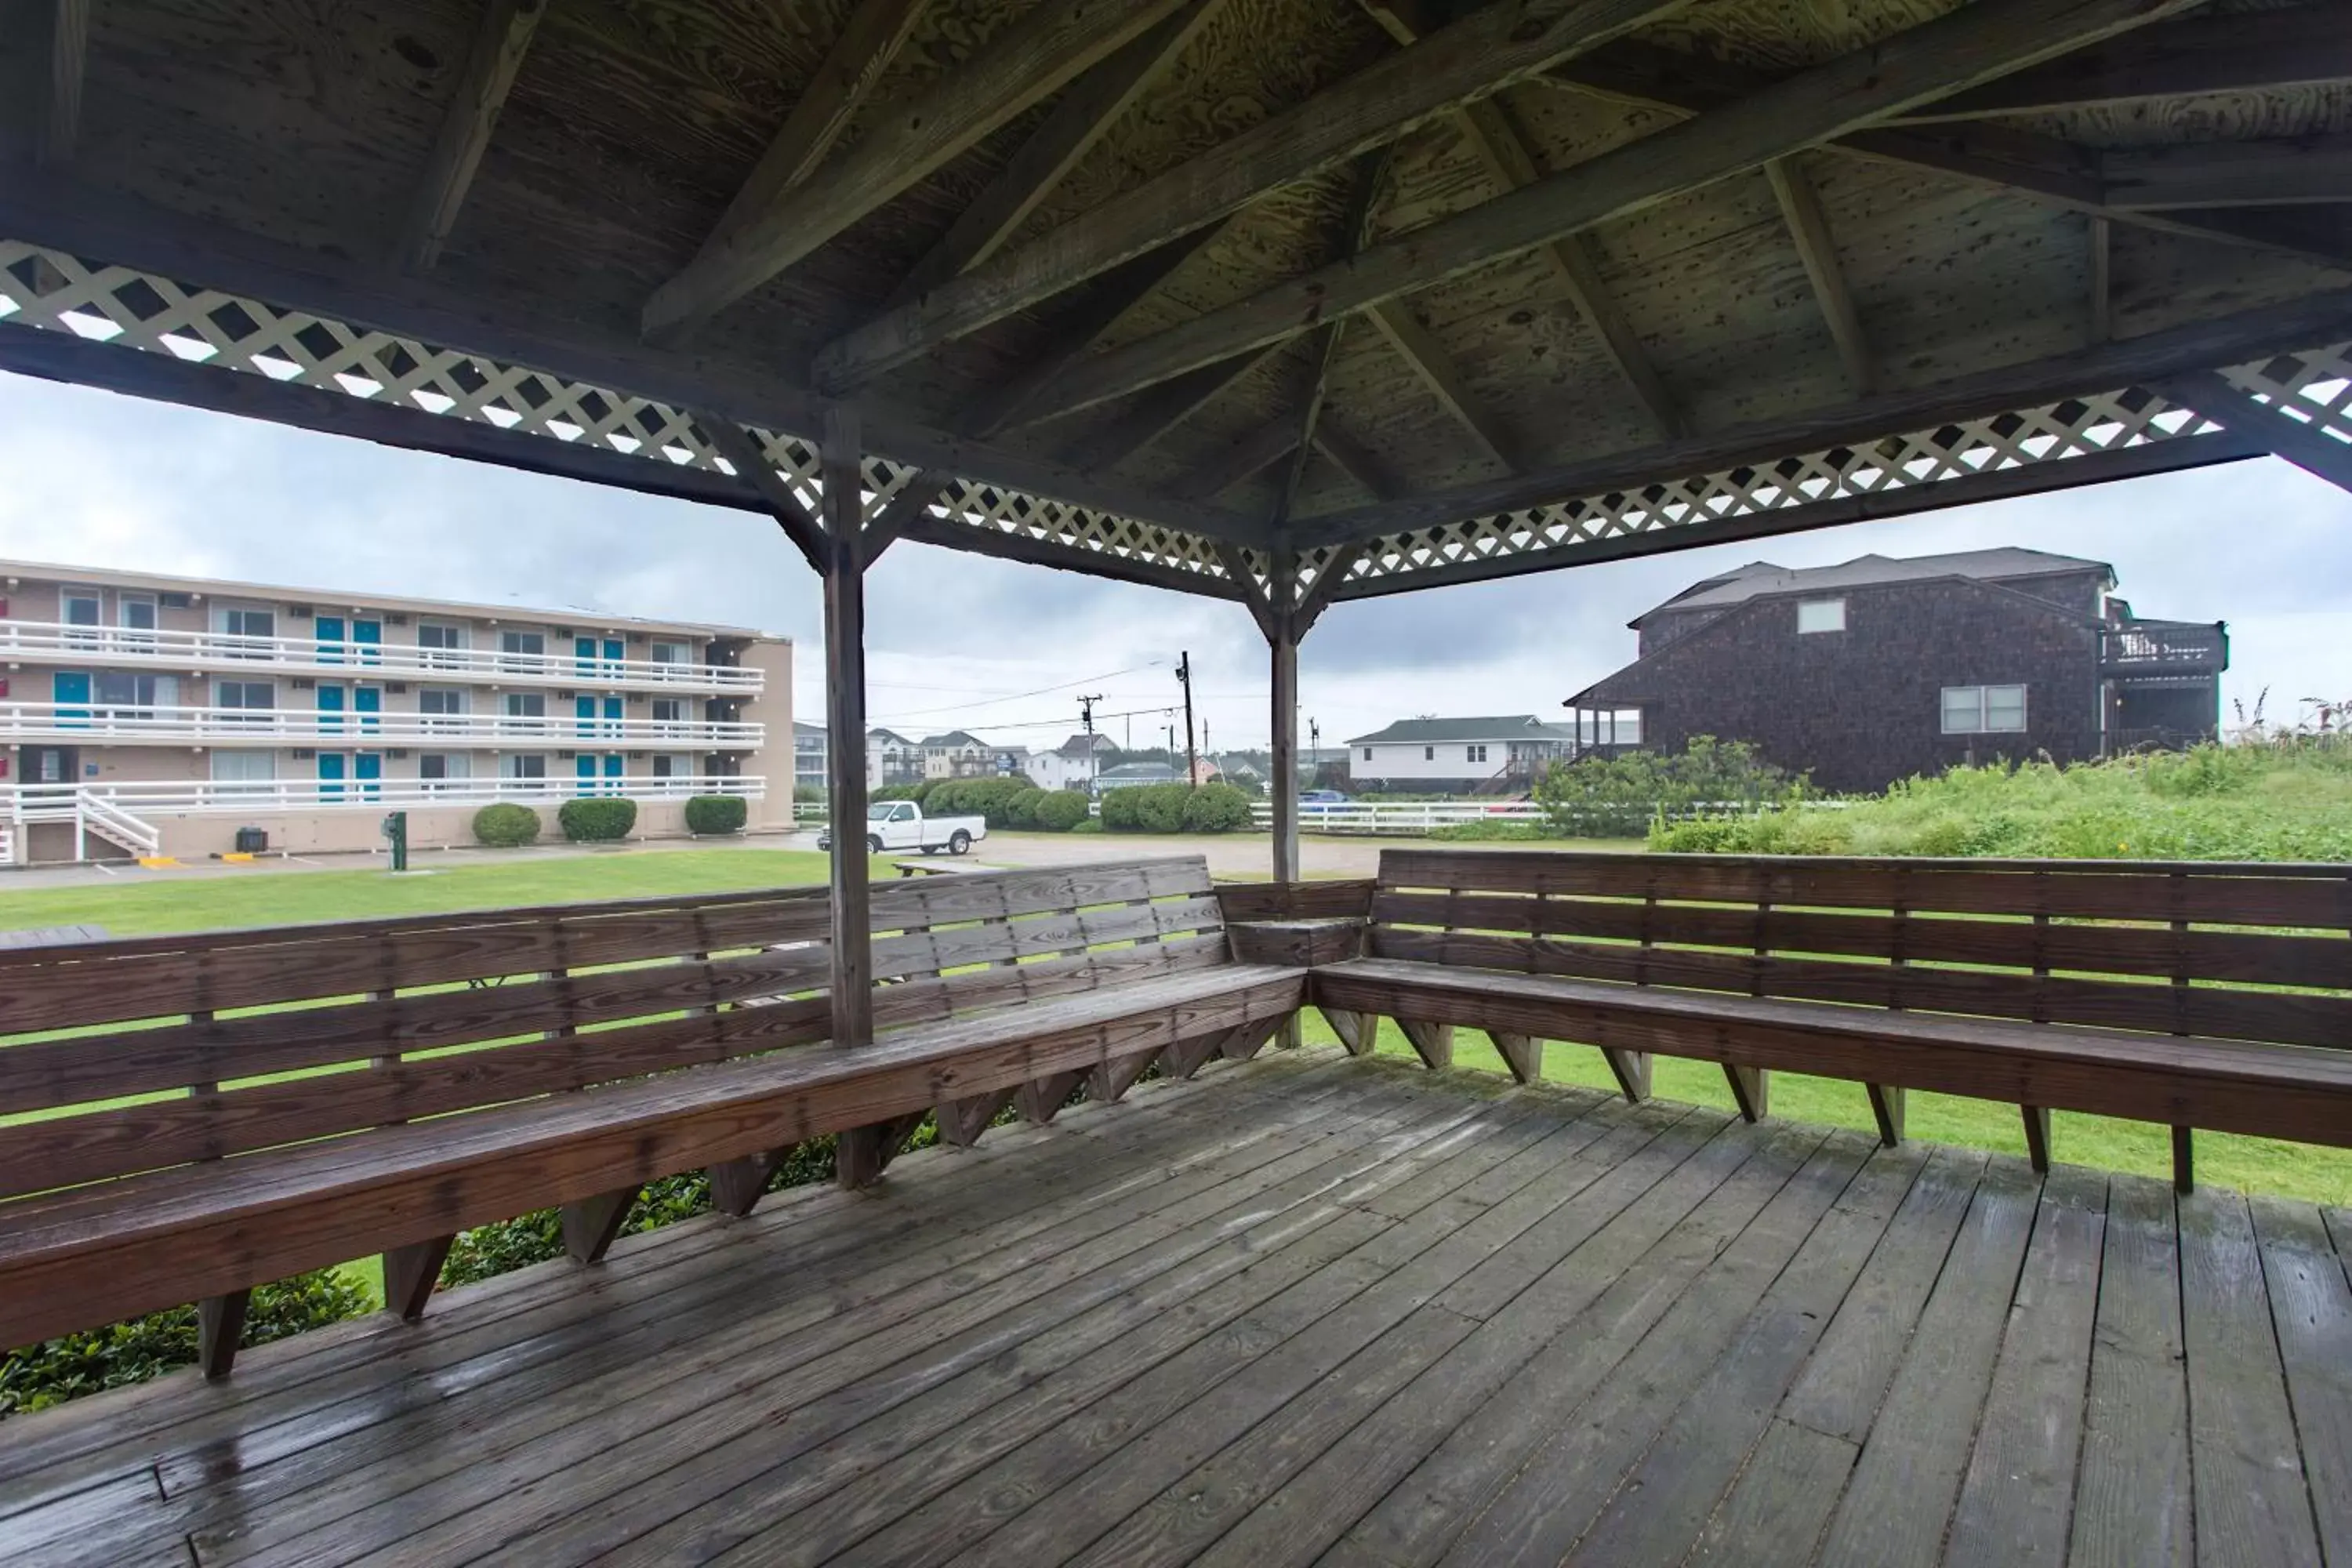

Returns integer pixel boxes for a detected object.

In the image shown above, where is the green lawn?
[0,848,885,938]
[1294,1012,2352,1207]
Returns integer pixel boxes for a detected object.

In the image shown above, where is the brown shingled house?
[1565,549,2228,793]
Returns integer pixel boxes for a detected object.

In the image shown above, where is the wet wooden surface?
[2,1046,2344,1567]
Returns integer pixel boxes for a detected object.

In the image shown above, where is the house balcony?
[0,619,764,694]
[2100,619,2229,675]
[2,772,763,822]
[0,702,764,749]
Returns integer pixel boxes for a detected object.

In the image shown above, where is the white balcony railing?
[0,619,763,692]
[0,702,764,749]
[2,774,764,821]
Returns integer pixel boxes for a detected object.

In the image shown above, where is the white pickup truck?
[818,799,986,856]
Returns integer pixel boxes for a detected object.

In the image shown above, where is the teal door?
[317,684,345,734]
[354,752,383,799]
[318,752,347,799]
[575,753,597,791]
[604,639,624,668]
[575,695,597,737]
[353,620,382,666]
[354,685,382,735]
[575,636,597,676]
[602,753,624,784]
[52,671,90,725]
[602,696,622,739]
[314,615,344,662]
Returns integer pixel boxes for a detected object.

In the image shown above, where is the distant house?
[866,728,924,789]
[1027,732,1115,793]
[792,722,826,793]
[1345,716,1573,793]
[917,731,990,779]
[1566,548,2229,793]
[1092,760,1185,794]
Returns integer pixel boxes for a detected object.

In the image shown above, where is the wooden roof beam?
[1290,281,2352,547]
[1356,0,1683,437]
[1764,154,1876,395]
[812,0,1697,390]
[397,0,546,274]
[1312,425,1401,501]
[700,416,827,573]
[1275,149,1395,517]
[2103,134,2352,212]
[695,0,932,265]
[1364,302,1519,470]
[2151,370,2352,495]
[1014,0,2207,424]
[1062,345,1280,472]
[1178,421,1301,501]
[644,0,1188,343]
[886,0,1225,311]
[35,0,88,167]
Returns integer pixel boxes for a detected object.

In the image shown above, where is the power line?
[866,661,1166,723]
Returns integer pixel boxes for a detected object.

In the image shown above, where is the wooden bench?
[0,858,1305,1364]
[1306,848,2352,1185]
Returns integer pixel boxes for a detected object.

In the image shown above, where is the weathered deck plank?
[0,1047,2343,1568]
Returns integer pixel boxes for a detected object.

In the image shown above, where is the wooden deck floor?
[4,1047,2349,1568]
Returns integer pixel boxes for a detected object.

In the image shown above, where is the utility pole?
[1077,693,1103,791]
[1309,716,1320,789]
[1178,649,1198,786]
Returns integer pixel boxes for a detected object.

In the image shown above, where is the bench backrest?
[0,857,1222,1201]
[1370,848,2352,1047]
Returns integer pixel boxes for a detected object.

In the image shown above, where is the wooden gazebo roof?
[2,0,2350,611]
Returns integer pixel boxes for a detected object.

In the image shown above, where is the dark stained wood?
[34,0,88,168]
[1017,1071,1089,1124]
[1865,1083,1906,1147]
[1488,1029,1541,1085]
[823,401,875,1055]
[2023,1103,2054,1172]
[560,1186,639,1265]
[1394,1017,1454,1071]
[397,0,546,272]
[1211,879,1377,923]
[2154,369,2352,495]
[702,413,827,572]
[1723,1062,1770,1123]
[937,1086,1020,1145]
[1766,153,1876,394]
[385,1235,455,1323]
[196,1289,248,1381]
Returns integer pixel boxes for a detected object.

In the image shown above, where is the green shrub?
[684,794,748,835]
[1033,789,1092,831]
[557,796,638,843]
[1007,786,1047,829]
[1069,816,1103,834]
[471,802,542,848]
[1535,735,1811,838]
[924,776,1036,828]
[873,782,931,805]
[1181,782,1254,833]
[2,1269,371,1417]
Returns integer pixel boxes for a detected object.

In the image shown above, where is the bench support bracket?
[1722,1063,1769,1123]
[938,1087,1019,1145]
[710,1151,786,1217]
[1220,1016,1285,1062]
[1088,1049,1159,1106]
[1163,1026,1237,1080]
[198,1290,249,1380]
[1601,1047,1653,1103]
[561,1185,640,1264]
[1321,1007,1372,1056]
[2172,1124,2194,1194]
[2021,1104,2053,1173]
[1395,1018,1454,1072]
[839,1110,931,1189]
[1487,1030,1541,1085]
[1018,1070,1090,1124]
[384,1234,454,1321]
[1864,1084,1906,1148]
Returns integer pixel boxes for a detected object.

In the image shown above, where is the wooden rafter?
[644,0,1188,342]
[1764,154,1876,395]
[1178,421,1301,502]
[2151,371,2352,495]
[2102,134,2352,212]
[2089,213,2111,343]
[1358,0,1682,437]
[970,218,1233,437]
[398,0,547,274]
[1062,346,1279,471]
[699,0,931,267]
[36,0,89,167]
[1276,149,1396,517]
[1365,302,1518,470]
[1312,425,1401,500]
[700,416,826,572]
[811,0,1693,391]
[885,0,1224,311]
[1005,0,2210,426]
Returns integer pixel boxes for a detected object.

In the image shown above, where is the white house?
[866,728,924,789]
[1026,732,1115,793]
[1345,715,1573,792]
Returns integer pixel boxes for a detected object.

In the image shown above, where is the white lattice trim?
[0,238,1228,579]
[2217,343,2352,447]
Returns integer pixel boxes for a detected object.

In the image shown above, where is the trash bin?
[234,826,269,854]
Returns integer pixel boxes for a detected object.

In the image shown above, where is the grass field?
[2,845,2344,1210]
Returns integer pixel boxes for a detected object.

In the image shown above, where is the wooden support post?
[198,1290,249,1380]
[2022,1104,2054,1173]
[2172,1124,2194,1194]
[1599,1047,1653,1102]
[1269,556,1301,887]
[1396,1018,1454,1071]
[838,1110,931,1187]
[1722,1062,1769,1123]
[1322,1006,1373,1056]
[383,1235,454,1321]
[1865,1083,1907,1148]
[823,402,874,1057]
[560,1185,639,1264]
[708,1153,779,1217]
[1163,1028,1238,1080]
[1087,1051,1158,1105]
[1489,1030,1541,1085]
[938,1087,1019,1145]
[1018,1069,1090,1124]
[1220,1016,1286,1062]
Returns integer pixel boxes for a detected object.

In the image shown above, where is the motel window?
[651,640,691,665]
[503,691,546,719]
[210,750,276,796]
[1797,597,1846,634]
[220,606,275,639]
[1942,684,2028,735]
[499,630,546,671]
[419,622,465,665]
[1425,746,1435,761]
[421,687,466,717]
[217,681,274,719]
[652,698,685,723]
[501,754,548,781]
[1468,745,1488,763]
[419,753,470,781]
[63,588,101,627]
[94,673,169,717]
[118,594,158,632]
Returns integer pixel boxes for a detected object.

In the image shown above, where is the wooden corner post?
[1269,549,1301,887]
[822,403,874,1055]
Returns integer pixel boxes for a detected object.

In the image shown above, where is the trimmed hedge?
[684,794,748,835]
[1182,782,1254,832]
[471,802,541,848]
[2,1269,372,1417]
[1033,789,1091,831]
[557,797,638,843]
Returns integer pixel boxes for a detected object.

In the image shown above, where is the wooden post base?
[837,1111,930,1189]
[1865,1083,1906,1148]
[560,1185,639,1264]
[198,1290,250,1380]
[1395,1018,1454,1071]
[709,1152,784,1217]
[1321,1007,1372,1056]
[1723,1063,1769,1123]
[938,1087,1019,1146]
[1601,1047,1653,1103]
[1018,1070,1090,1125]
[384,1235,454,1322]
[1487,1030,1541,1084]
[2022,1104,2053,1174]
[2172,1124,2194,1194]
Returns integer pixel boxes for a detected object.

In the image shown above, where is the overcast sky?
[3,370,2346,753]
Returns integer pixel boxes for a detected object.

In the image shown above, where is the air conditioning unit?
[292,748,316,760]
[628,750,646,760]
[387,612,409,626]
[557,690,575,700]
[289,604,314,618]
[159,592,192,608]
[388,749,409,760]
[292,677,315,689]
[387,682,408,694]
[558,750,577,760]
[554,626,573,639]
[629,632,648,643]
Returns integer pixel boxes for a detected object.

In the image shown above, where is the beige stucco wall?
[128,797,739,860]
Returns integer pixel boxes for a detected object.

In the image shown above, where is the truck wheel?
[866,835,884,855]
[949,830,971,855]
